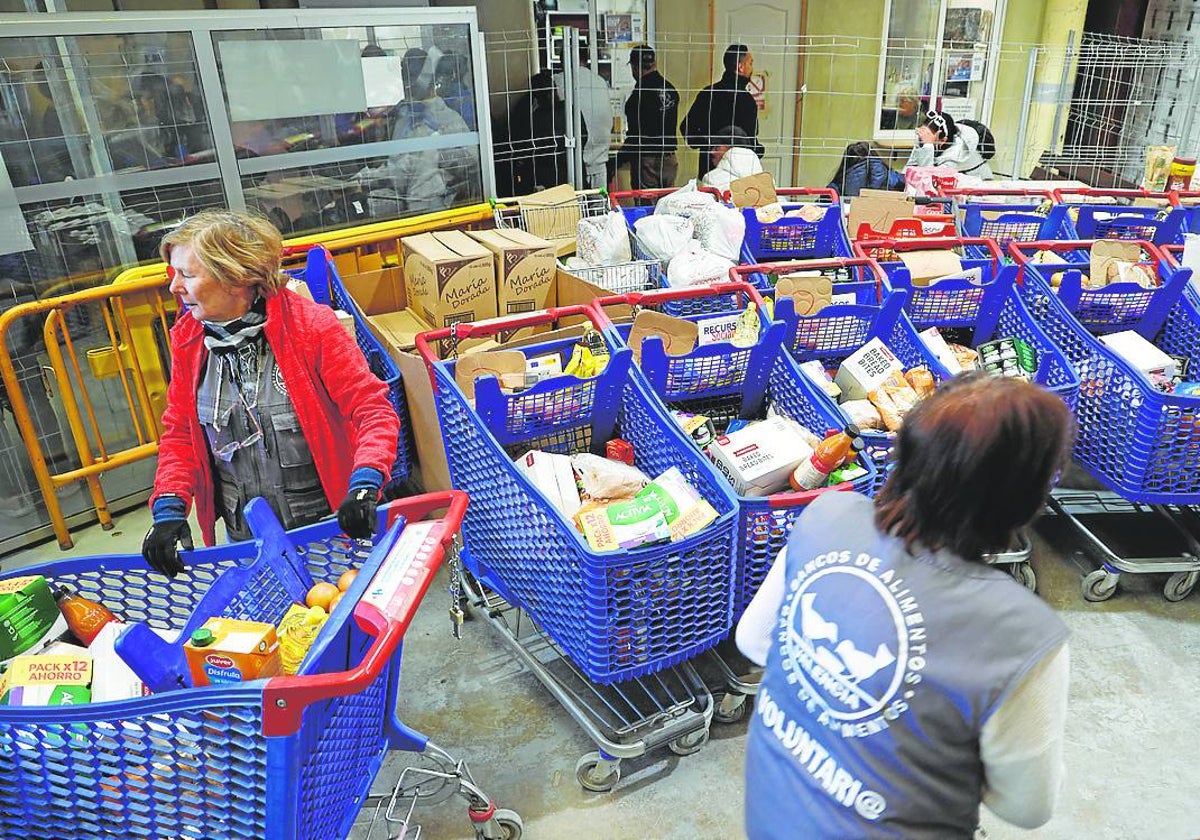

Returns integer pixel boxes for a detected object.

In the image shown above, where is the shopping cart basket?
[851,214,963,261]
[734,255,888,313]
[0,492,522,840]
[1054,187,1186,246]
[738,187,851,262]
[491,188,610,254]
[291,244,414,491]
[943,186,1071,249]
[1170,190,1200,234]
[1010,239,1189,336]
[415,306,738,684]
[593,282,875,722]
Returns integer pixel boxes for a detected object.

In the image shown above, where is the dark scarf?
[202,295,267,402]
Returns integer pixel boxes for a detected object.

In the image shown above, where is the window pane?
[879,0,942,132]
[939,2,997,122]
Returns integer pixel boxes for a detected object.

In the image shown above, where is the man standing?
[557,58,614,190]
[681,43,763,180]
[618,45,679,190]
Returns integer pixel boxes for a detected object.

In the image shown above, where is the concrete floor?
[5,502,1200,840]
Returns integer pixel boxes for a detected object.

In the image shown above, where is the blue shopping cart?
[943,186,1072,250]
[738,187,851,262]
[0,492,522,840]
[290,244,414,491]
[1053,187,1187,246]
[1011,240,1200,602]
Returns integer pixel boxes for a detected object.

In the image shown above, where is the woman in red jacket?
[143,210,400,577]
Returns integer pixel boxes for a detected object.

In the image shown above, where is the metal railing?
[0,202,494,551]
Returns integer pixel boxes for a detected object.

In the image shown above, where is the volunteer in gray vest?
[143,210,400,577]
[738,374,1073,839]
[906,109,993,179]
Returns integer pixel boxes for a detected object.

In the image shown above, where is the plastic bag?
[572,453,650,500]
[693,202,746,262]
[840,399,885,431]
[904,165,959,198]
[666,241,735,288]
[577,211,632,266]
[654,180,718,218]
[633,214,694,261]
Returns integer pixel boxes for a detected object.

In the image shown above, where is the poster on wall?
[943,7,993,46]
[605,14,633,43]
[940,97,978,122]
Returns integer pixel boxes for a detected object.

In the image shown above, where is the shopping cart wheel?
[1081,569,1119,603]
[1010,562,1037,592]
[713,691,748,724]
[668,726,710,756]
[575,751,621,792]
[1163,570,1199,602]
[479,808,524,840]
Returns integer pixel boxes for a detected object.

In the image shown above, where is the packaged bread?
[1108,261,1156,289]
[840,399,885,431]
[948,343,979,371]
[755,203,786,224]
[867,371,920,432]
[904,367,936,400]
[784,204,827,222]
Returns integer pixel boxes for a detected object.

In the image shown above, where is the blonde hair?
[159,209,287,297]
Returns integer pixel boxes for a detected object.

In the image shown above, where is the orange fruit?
[337,569,358,592]
[306,582,339,611]
[329,591,346,613]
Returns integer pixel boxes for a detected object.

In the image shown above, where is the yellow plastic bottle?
[278,605,329,676]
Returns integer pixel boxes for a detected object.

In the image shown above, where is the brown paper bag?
[729,171,778,208]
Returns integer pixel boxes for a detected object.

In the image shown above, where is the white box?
[514,450,582,520]
[919,327,963,375]
[833,337,906,400]
[1099,331,1177,379]
[707,417,814,497]
[90,623,173,702]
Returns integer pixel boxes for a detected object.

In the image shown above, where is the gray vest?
[745,492,1067,839]
[196,341,328,541]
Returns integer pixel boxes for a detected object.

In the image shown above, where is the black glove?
[143,519,193,578]
[338,487,379,540]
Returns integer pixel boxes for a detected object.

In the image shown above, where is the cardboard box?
[848,190,916,241]
[776,273,833,315]
[834,337,906,401]
[1100,331,1176,379]
[514,450,582,520]
[516,184,582,256]
[468,228,557,316]
[401,230,497,328]
[343,265,405,316]
[366,309,434,355]
[898,250,964,288]
[707,417,815,497]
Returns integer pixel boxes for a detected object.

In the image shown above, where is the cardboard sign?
[729,171,778,208]
[848,190,914,242]
[1091,240,1143,287]
[453,350,527,401]
[776,273,833,315]
[626,309,698,362]
[898,250,963,287]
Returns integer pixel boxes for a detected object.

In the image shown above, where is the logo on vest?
[778,551,927,740]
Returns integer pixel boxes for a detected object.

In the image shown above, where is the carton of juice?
[184,618,281,686]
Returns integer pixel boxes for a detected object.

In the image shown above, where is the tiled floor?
[6,504,1200,840]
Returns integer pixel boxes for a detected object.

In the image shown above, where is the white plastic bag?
[572,453,650,500]
[693,202,746,262]
[666,241,735,288]
[654,180,717,218]
[577,211,632,266]
[633,214,694,261]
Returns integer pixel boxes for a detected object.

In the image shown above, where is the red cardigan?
[151,288,400,546]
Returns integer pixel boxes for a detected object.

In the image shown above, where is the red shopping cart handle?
[1008,238,1166,263]
[940,186,1055,199]
[1051,186,1169,202]
[609,186,724,204]
[262,491,468,737]
[852,235,1004,263]
[1169,190,1200,206]
[766,481,854,509]
[593,280,764,319]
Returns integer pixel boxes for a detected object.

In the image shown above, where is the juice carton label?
[184,618,281,687]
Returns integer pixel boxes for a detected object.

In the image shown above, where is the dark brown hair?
[874,373,1074,562]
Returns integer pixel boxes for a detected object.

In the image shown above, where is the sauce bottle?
[791,425,860,491]
[53,586,120,646]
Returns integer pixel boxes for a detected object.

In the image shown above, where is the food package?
[798,359,842,399]
[183,618,281,687]
[904,367,936,400]
[654,180,718,218]
[763,410,824,450]
[977,337,1038,380]
[834,337,906,400]
[577,496,672,551]
[634,214,695,261]
[577,211,632,266]
[1109,261,1157,289]
[572,452,650,500]
[706,416,815,496]
[867,371,920,432]
[666,242,736,288]
[1099,331,1177,379]
[1143,145,1177,191]
[783,204,828,222]
[693,202,746,262]
[918,327,962,375]
[3,650,92,707]
[638,467,719,541]
[839,399,885,431]
[515,450,582,519]
[755,202,786,224]
[671,411,717,448]
[949,343,980,371]
[1029,249,1060,265]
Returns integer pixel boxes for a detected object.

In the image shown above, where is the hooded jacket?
[151,289,400,546]
[622,69,680,157]
[680,70,763,178]
[702,146,764,194]
[906,122,994,180]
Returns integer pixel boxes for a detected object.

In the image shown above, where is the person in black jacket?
[618,45,679,191]
[680,44,763,180]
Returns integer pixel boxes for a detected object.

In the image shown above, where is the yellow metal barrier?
[5,203,494,550]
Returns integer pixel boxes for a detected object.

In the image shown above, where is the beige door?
[713,0,801,185]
